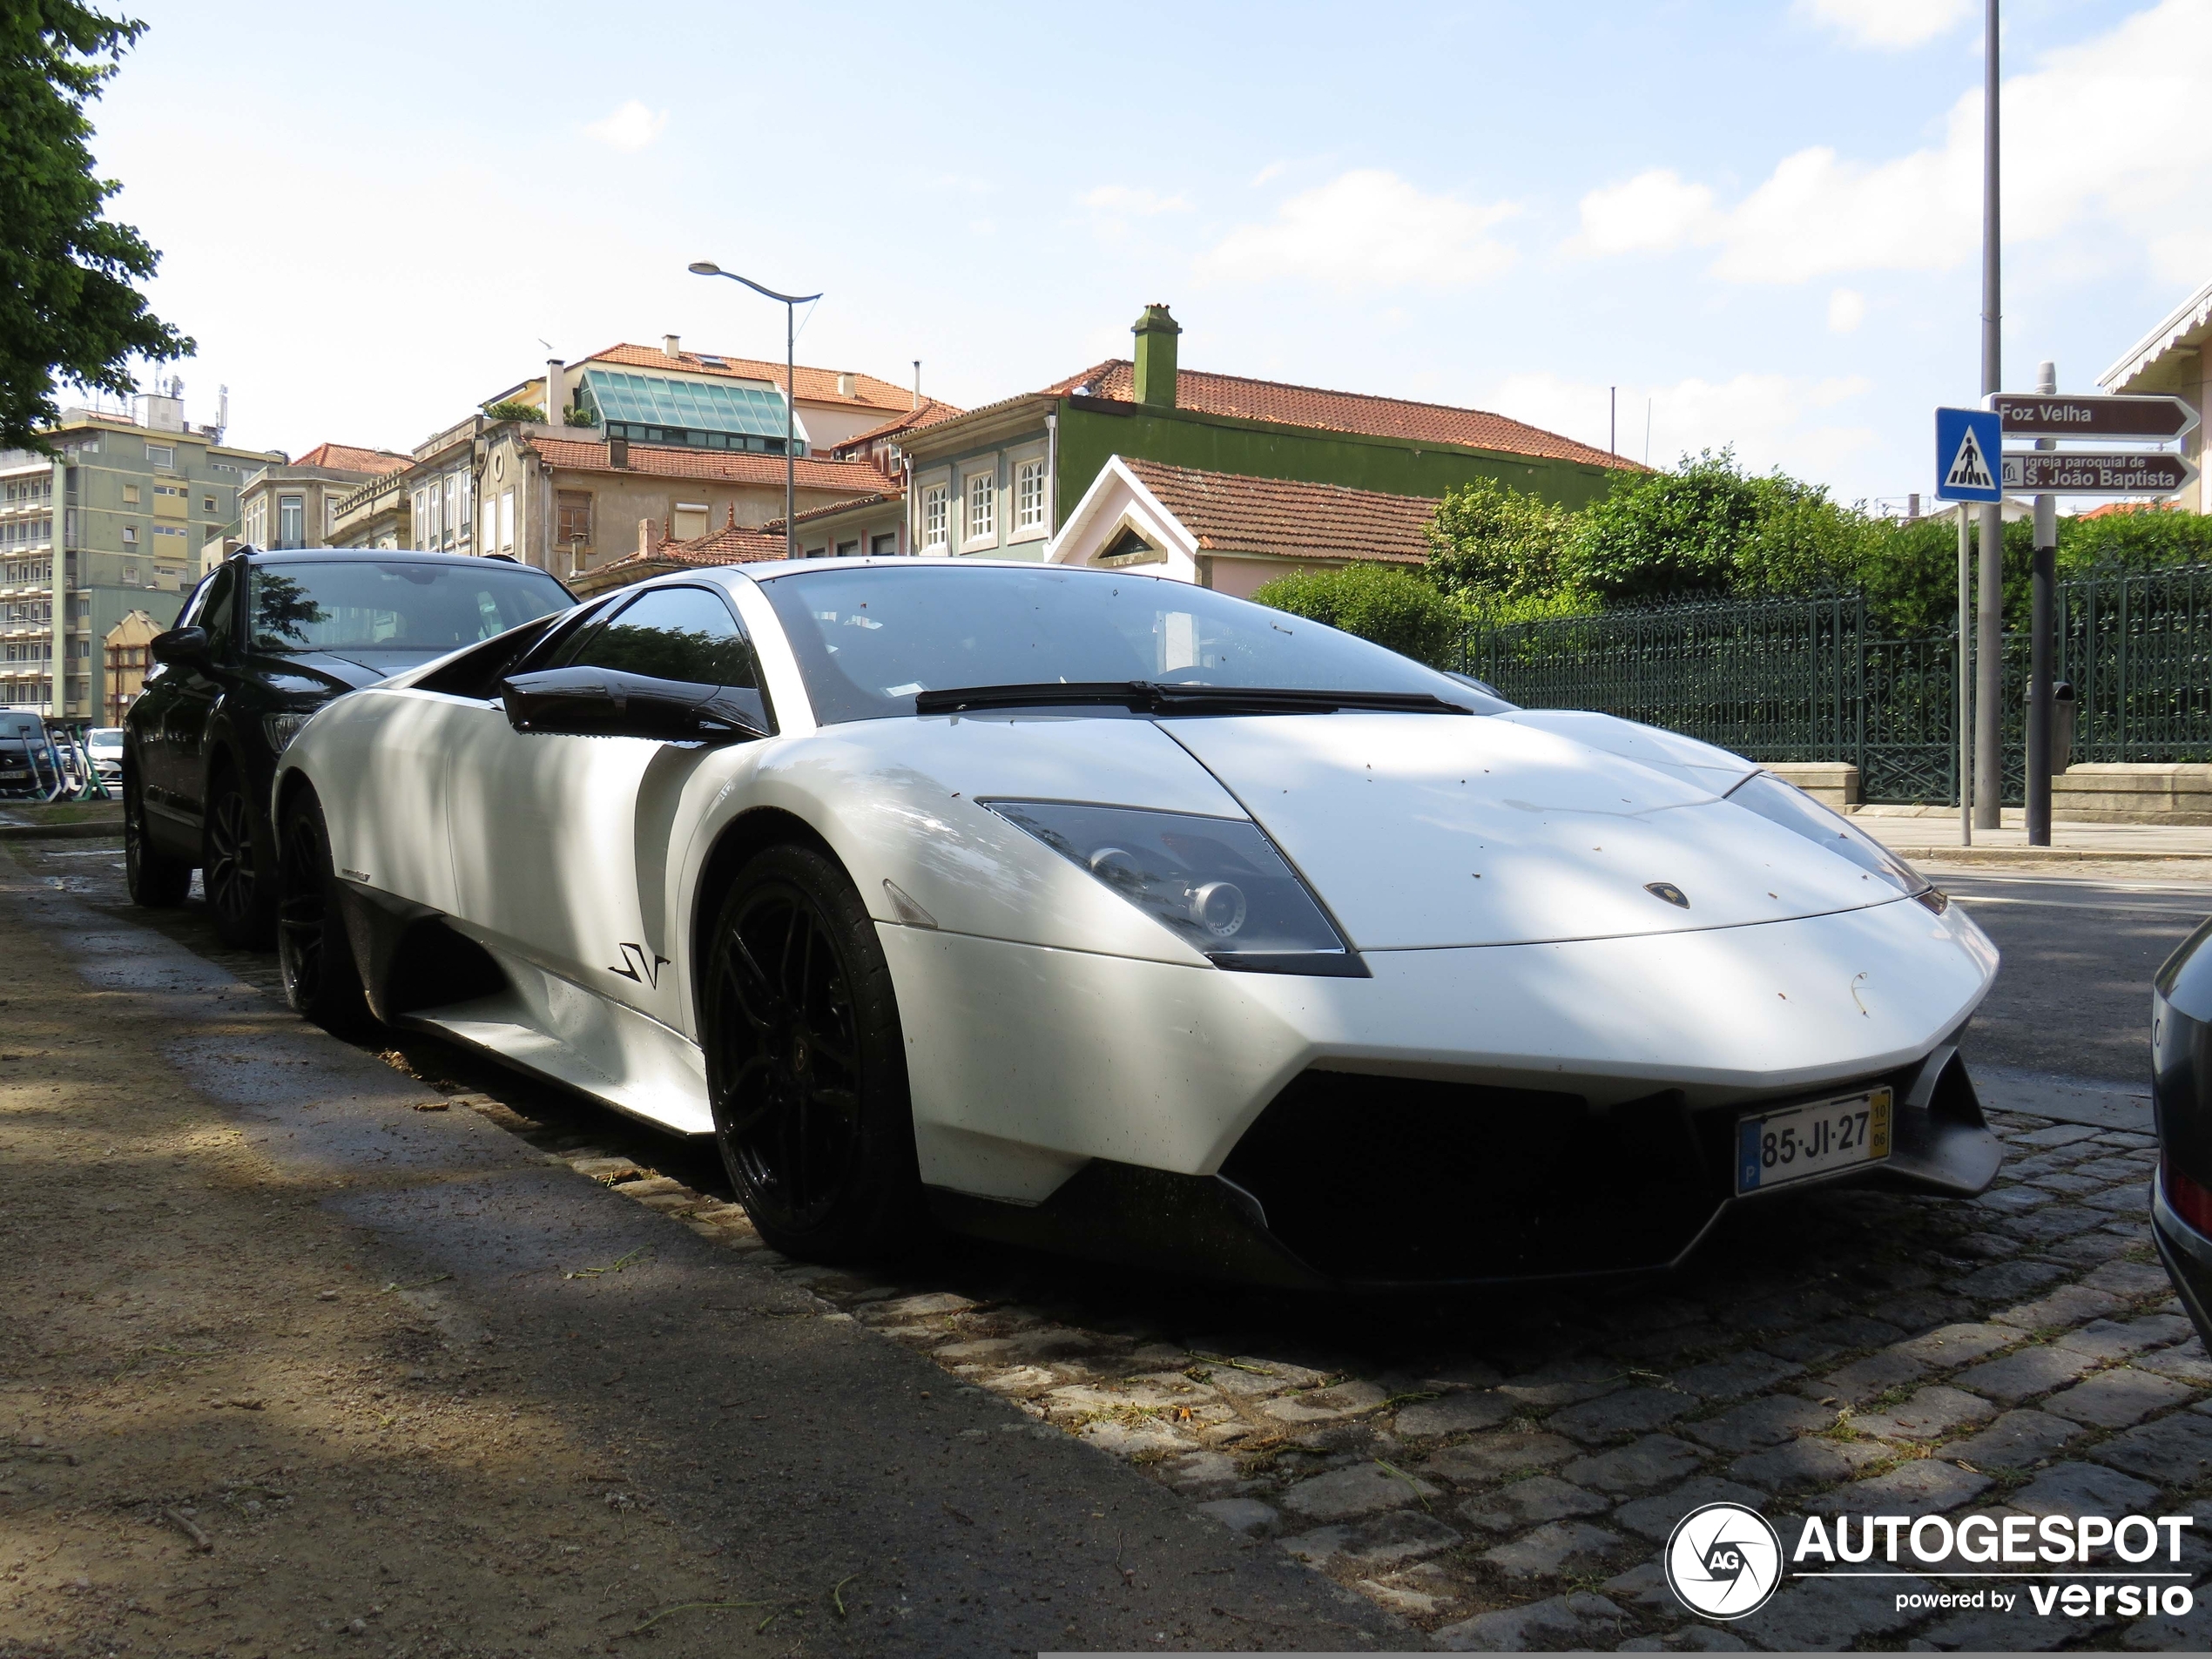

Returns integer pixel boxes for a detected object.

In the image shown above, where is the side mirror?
[149,625,210,666]
[499,667,768,744]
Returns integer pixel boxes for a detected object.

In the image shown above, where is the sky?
[77,0,2212,509]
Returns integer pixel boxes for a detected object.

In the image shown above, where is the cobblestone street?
[11,835,2212,1651]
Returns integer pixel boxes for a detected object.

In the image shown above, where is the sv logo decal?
[608,942,671,988]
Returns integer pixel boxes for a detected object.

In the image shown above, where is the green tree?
[1424,475,1578,605]
[0,3,190,451]
[1568,448,1871,603]
[1251,563,1462,668]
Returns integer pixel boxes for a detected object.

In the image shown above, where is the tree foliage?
[1251,563,1462,668]
[0,3,190,451]
[1423,476,1578,606]
[482,399,543,423]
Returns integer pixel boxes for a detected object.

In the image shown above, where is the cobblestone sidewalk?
[479,1092,2207,1652]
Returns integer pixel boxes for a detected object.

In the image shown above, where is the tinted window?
[198,565,238,658]
[246,560,570,655]
[564,585,756,686]
[758,564,1505,725]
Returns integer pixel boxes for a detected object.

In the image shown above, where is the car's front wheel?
[703,843,926,1262]
[123,759,191,907]
[277,786,371,1035]
[204,766,276,948]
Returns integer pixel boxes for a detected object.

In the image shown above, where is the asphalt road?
[1932,865,2212,1087]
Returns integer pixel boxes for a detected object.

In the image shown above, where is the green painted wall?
[1053,401,1622,519]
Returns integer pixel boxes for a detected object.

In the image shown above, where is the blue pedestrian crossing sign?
[1935,407,2003,502]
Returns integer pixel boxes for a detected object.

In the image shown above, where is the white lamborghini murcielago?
[271,558,2001,1285]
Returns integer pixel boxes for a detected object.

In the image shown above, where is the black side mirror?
[499,667,767,744]
[150,625,210,666]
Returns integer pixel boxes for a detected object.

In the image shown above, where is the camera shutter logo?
[1664,1501,1783,1620]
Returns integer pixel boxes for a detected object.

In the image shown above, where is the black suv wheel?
[204,765,276,948]
[123,759,191,908]
[277,786,371,1034]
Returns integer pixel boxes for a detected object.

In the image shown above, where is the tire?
[203,765,276,949]
[702,843,926,1262]
[123,759,191,908]
[277,786,372,1036]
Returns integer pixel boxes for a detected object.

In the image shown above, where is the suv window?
[561,586,758,687]
[196,566,239,659]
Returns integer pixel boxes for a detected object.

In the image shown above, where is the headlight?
[264,711,313,752]
[985,800,1364,976]
[1726,772,1932,899]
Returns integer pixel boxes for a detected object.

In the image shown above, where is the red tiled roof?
[829,398,967,455]
[1046,359,1635,470]
[530,436,891,494]
[569,525,792,597]
[777,489,903,529]
[1121,459,1435,565]
[582,344,926,413]
[293,442,409,475]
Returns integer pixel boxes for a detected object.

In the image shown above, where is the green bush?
[1251,563,1462,667]
[482,399,543,422]
[1425,476,1579,605]
[563,405,598,428]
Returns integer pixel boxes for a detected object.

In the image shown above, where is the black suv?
[125,548,574,946]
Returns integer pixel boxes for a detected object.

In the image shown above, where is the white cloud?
[1487,369,1877,480]
[1568,169,1718,256]
[583,100,668,152]
[1081,185,1192,215]
[1827,287,1868,332]
[1574,0,2212,286]
[1796,0,1975,51]
[1250,161,1287,186]
[1197,169,1518,290]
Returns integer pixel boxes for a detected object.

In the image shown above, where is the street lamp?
[687,261,821,561]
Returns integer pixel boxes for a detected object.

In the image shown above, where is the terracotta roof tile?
[1047,359,1634,470]
[1122,459,1435,564]
[293,442,410,475]
[829,398,966,455]
[530,436,889,493]
[775,489,904,529]
[582,344,939,414]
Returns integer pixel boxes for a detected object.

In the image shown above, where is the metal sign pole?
[2026,361,2058,846]
[1974,0,2004,833]
[1958,505,1973,848]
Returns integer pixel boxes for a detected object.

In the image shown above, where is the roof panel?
[581,369,792,438]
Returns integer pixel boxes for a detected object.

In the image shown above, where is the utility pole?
[1973,0,2004,831]
[2026,360,2058,845]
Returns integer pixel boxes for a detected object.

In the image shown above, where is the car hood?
[1162,711,1909,950]
[257,649,442,697]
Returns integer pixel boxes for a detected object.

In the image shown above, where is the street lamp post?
[687,262,822,560]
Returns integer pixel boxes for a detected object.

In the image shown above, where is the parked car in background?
[0,713,48,799]
[86,726,124,789]
[124,548,575,946]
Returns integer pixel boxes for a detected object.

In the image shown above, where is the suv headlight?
[1726,771,1936,902]
[264,711,313,753]
[985,800,1364,976]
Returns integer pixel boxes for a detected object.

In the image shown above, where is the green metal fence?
[1462,564,2212,805]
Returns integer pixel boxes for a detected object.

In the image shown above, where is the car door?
[444,583,770,1032]
[146,563,237,830]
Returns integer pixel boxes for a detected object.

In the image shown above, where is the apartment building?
[1,388,280,718]
[237,442,409,551]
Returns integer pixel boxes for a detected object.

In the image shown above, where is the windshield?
[246,561,570,656]
[758,564,1503,725]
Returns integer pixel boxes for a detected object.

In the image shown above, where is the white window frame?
[277,494,305,549]
[145,442,175,469]
[498,489,515,552]
[1010,450,1049,541]
[919,478,949,551]
[961,465,997,552]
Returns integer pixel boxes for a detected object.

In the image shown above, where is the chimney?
[836,372,856,397]
[1131,304,1181,408]
[638,517,658,557]
[663,334,682,359]
[545,358,564,424]
[608,435,629,469]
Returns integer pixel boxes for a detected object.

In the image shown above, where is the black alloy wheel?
[204,769,276,948]
[123,760,190,907]
[704,844,925,1261]
[277,786,370,1035]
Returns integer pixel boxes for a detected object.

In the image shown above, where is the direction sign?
[2000,450,2198,495]
[1993,393,2198,442]
[1935,407,2003,502]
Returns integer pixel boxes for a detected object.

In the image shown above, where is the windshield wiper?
[913,681,1474,717]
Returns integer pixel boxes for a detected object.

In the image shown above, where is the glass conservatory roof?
[578,370,792,440]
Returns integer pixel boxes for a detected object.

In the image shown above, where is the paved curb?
[1898,845,2212,864]
[0,819,123,841]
